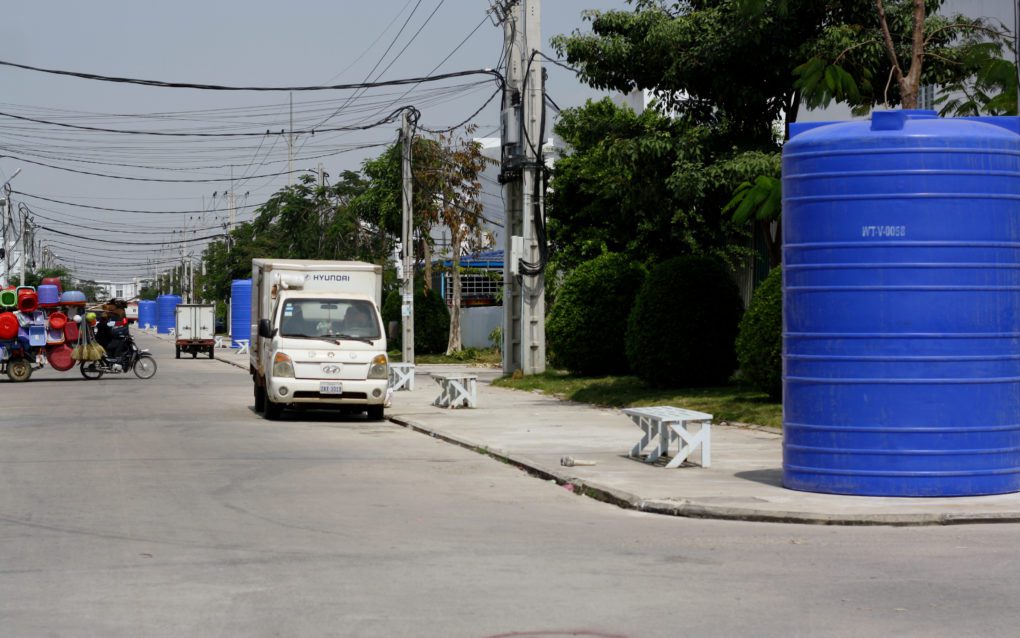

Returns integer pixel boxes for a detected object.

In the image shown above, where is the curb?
[387,415,1020,527]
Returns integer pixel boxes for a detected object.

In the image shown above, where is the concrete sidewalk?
[149,332,1020,526]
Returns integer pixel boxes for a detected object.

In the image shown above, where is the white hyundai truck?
[250,259,389,421]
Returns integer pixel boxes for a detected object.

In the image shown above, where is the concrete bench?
[389,362,415,391]
[432,373,477,409]
[623,406,712,468]
[235,339,250,355]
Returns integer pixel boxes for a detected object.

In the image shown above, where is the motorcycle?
[79,332,157,380]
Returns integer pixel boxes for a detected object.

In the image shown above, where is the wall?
[460,305,502,349]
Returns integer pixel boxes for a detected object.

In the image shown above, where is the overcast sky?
[0,0,629,282]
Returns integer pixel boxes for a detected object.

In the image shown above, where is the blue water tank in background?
[137,300,157,329]
[155,294,182,335]
[783,110,1020,497]
[230,279,252,348]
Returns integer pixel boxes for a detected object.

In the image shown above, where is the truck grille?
[293,391,368,400]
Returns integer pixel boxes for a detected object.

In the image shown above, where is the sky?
[0,0,630,283]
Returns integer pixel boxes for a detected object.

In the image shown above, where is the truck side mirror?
[258,319,275,339]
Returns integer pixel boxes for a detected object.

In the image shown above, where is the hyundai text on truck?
[250,259,389,421]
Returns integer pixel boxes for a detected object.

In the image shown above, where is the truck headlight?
[273,352,295,378]
[367,354,388,380]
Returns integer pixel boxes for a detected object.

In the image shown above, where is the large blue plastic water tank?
[155,294,182,335]
[137,300,157,330]
[783,110,1020,497]
[230,279,252,348]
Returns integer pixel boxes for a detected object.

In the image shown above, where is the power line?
[0,58,503,91]
[416,88,502,134]
[1,154,312,183]
[313,0,425,130]
[35,223,226,245]
[0,104,415,136]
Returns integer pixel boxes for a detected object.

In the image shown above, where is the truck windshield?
[279,298,381,340]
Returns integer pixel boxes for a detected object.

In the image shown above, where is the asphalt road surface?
[1,336,1019,637]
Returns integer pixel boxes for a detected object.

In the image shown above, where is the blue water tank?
[230,279,252,348]
[137,300,157,330]
[155,294,182,335]
[783,110,1020,497]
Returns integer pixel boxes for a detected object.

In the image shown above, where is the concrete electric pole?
[400,110,415,366]
[19,209,30,287]
[499,0,546,376]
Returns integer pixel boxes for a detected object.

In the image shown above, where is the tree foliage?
[735,265,783,400]
[549,98,751,272]
[625,255,744,387]
[790,1,1014,114]
[547,252,647,376]
[197,171,377,304]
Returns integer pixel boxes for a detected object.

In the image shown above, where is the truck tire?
[254,384,266,412]
[175,347,180,359]
[264,397,283,421]
[366,405,384,421]
[209,347,215,359]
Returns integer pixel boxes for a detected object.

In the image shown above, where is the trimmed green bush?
[382,278,450,355]
[735,266,782,401]
[547,253,647,376]
[625,255,743,387]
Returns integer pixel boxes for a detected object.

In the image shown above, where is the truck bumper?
[267,376,388,406]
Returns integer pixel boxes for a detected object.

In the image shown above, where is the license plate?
[319,382,343,395]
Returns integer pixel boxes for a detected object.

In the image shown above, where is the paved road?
[1,334,1018,637]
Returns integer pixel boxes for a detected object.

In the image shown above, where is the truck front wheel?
[366,405,384,421]
[254,384,266,412]
[264,397,283,421]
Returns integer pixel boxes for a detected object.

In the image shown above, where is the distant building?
[93,279,144,301]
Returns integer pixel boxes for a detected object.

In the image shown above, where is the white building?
[94,279,144,301]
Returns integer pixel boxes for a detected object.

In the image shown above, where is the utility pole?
[288,92,295,187]
[19,209,29,286]
[400,110,415,366]
[499,0,546,376]
[1,197,7,288]
[0,169,22,287]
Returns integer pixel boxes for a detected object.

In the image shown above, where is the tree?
[427,132,488,355]
[9,265,72,289]
[197,172,378,305]
[352,132,488,354]
[556,1,1015,266]
[788,0,1013,114]
[550,98,753,273]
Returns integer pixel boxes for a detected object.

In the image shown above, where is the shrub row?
[547,254,745,388]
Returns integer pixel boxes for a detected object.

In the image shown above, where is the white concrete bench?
[389,362,415,391]
[432,373,477,409]
[623,406,712,468]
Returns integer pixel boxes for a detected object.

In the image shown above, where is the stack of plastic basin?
[0,313,17,340]
[37,284,60,306]
[60,291,87,304]
[46,344,73,371]
[16,288,37,313]
[40,277,62,293]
